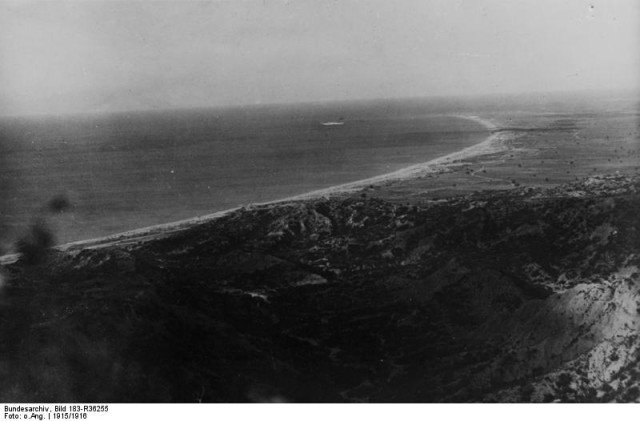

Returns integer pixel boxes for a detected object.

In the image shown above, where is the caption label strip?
[4,405,109,420]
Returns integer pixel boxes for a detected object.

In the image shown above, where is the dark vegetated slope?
[1,174,639,402]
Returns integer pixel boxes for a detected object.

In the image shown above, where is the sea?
[0,97,495,246]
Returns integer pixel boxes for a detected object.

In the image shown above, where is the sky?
[0,0,638,116]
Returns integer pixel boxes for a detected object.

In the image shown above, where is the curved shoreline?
[1,114,509,261]
[285,115,503,200]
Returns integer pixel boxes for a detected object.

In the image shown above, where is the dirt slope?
[1,173,639,402]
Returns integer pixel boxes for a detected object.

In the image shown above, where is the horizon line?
[0,86,637,120]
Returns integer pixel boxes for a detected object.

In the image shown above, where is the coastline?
[1,114,509,262]
[4,109,640,402]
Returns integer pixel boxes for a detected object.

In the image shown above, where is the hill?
[1,173,639,402]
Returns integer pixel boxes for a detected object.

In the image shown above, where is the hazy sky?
[0,0,638,116]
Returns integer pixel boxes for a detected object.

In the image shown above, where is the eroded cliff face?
[1,174,639,402]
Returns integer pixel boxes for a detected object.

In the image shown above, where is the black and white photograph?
[0,0,639,410]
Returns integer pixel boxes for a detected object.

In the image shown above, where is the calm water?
[0,98,489,245]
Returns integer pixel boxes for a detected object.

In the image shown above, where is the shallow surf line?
[283,114,503,200]
[0,114,508,261]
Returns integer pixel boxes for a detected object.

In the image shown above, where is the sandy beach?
[37,114,507,254]
[3,102,637,265]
